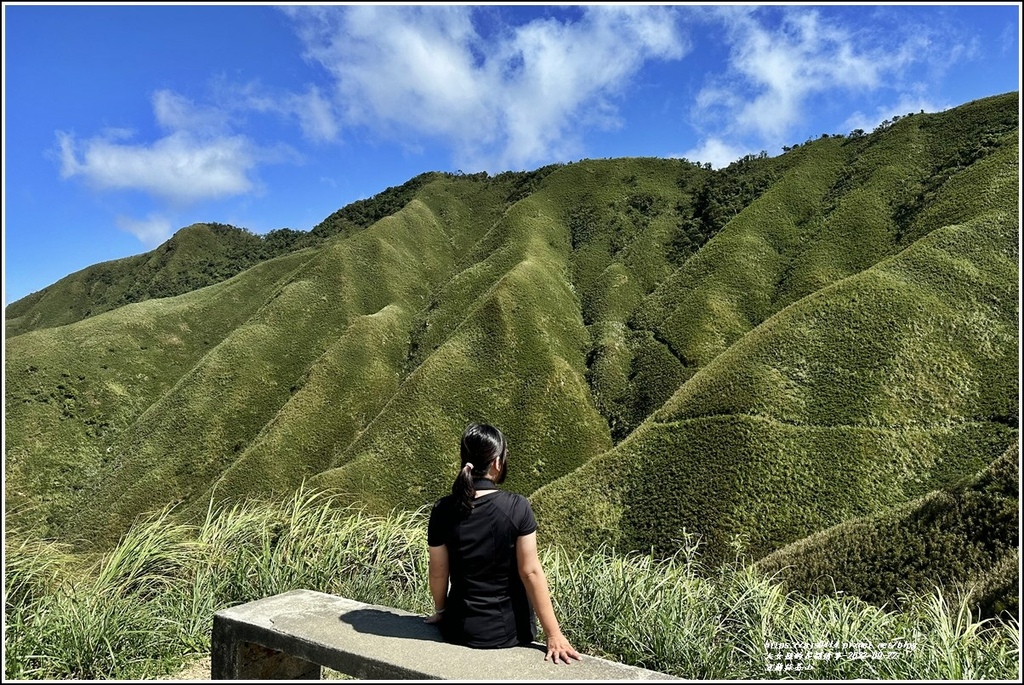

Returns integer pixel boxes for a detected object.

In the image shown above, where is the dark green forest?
[5,91,1019,620]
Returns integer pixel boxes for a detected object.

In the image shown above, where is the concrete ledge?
[212,589,678,680]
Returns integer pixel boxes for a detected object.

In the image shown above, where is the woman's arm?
[516,532,582,664]
[425,544,449,624]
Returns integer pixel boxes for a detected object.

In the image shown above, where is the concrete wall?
[212,589,678,680]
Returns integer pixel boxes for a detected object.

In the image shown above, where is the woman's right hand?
[544,632,582,665]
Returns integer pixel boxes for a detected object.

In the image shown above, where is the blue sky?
[3,3,1020,307]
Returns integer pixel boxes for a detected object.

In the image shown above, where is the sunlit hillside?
[4,91,1018,617]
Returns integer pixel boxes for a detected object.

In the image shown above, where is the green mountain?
[4,92,1018,614]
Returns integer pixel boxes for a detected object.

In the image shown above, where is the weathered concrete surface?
[212,589,678,680]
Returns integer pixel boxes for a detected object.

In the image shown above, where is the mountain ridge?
[4,91,1018,616]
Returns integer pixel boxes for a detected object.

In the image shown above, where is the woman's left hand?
[424,611,444,624]
[545,632,582,664]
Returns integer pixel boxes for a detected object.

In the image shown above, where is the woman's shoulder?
[495,490,537,533]
[432,492,456,506]
[495,490,535,514]
[430,494,457,515]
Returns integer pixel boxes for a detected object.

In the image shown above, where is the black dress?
[427,479,538,648]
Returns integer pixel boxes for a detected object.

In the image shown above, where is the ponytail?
[453,462,476,517]
[452,423,509,517]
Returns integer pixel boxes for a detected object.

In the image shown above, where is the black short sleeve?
[512,494,538,536]
[427,498,453,547]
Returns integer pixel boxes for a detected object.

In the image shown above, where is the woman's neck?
[473,477,498,497]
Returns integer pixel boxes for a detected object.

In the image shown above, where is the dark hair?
[452,423,508,516]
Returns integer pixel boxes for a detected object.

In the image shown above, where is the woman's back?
[428,488,537,648]
[426,423,580,664]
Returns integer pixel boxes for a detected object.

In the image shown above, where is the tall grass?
[5,490,1019,680]
[547,540,1020,680]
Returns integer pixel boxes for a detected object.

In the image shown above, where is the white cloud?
[116,213,174,247]
[57,129,259,205]
[842,96,949,136]
[216,79,340,143]
[677,138,750,170]
[152,89,231,134]
[56,81,317,220]
[290,86,339,143]
[687,6,974,158]
[285,5,688,170]
[698,7,883,142]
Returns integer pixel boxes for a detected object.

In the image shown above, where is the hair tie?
[464,462,474,473]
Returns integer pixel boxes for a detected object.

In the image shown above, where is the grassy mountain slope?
[54,180,517,546]
[531,93,1019,566]
[4,89,1018,605]
[304,191,615,513]
[4,250,316,530]
[756,439,1019,620]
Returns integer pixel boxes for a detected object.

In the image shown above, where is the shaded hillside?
[4,89,1018,592]
[756,440,1019,621]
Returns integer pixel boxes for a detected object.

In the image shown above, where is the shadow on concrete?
[338,609,548,657]
[339,609,445,642]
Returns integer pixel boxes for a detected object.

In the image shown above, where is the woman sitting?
[424,423,582,665]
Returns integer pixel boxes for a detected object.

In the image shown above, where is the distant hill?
[4,172,448,338]
[4,91,1018,616]
[5,222,306,338]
